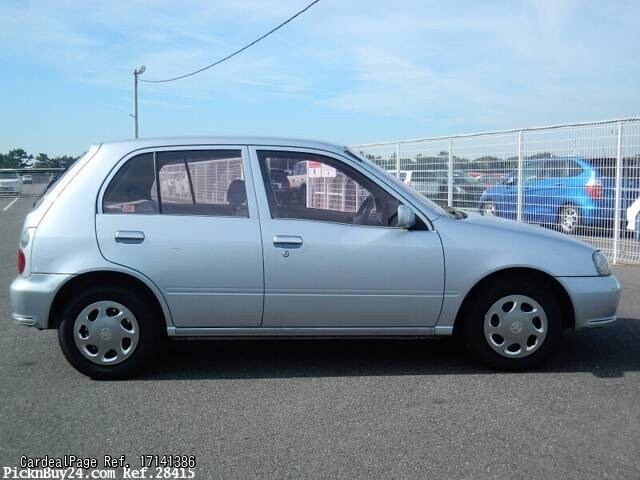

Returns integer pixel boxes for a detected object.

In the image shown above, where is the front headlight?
[592,250,611,276]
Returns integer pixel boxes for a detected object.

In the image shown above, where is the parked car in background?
[403,169,485,209]
[476,172,509,188]
[288,160,307,202]
[10,138,620,378]
[480,157,636,234]
[403,169,443,198]
[627,196,640,241]
[22,174,33,184]
[0,170,21,195]
[466,170,485,179]
[435,171,486,209]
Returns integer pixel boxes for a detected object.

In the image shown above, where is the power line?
[140,0,321,83]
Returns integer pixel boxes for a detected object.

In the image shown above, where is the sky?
[1,0,639,156]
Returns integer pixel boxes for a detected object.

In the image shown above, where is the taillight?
[17,249,25,274]
[586,180,602,199]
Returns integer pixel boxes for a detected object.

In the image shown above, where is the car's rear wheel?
[482,201,496,216]
[57,286,162,379]
[460,277,562,370]
[557,204,581,234]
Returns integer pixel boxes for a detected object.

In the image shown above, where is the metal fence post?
[516,130,524,222]
[447,137,453,207]
[396,142,401,178]
[612,121,623,264]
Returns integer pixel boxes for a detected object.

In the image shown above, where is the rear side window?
[103,150,247,217]
[157,150,246,217]
[103,153,158,214]
[540,159,583,178]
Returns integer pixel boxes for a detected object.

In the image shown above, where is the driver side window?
[257,150,399,227]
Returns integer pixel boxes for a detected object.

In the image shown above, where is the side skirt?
[167,326,453,338]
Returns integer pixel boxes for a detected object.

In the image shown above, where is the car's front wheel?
[481,201,497,216]
[461,277,562,370]
[57,286,162,379]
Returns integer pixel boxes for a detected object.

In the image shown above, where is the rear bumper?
[557,275,621,330]
[10,273,72,329]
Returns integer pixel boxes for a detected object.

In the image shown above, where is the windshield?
[345,148,449,217]
[0,172,18,180]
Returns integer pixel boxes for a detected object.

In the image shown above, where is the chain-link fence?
[0,168,65,197]
[350,118,640,264]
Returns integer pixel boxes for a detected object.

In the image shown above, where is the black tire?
[481,201,496,216]
[460,276,563,370]
[57,285,163,379]
[557,204,581,234]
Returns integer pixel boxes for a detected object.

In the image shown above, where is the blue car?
[480,157,636,234]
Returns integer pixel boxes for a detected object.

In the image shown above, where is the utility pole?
[132,65,146,138]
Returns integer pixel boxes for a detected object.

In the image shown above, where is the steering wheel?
[353,195,374,224]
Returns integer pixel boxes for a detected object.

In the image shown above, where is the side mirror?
[397,204,416,229]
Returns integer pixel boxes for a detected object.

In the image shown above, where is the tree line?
[357,150,568,173]
[0,148,79,169]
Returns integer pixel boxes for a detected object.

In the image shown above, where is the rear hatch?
[586,157,640,214]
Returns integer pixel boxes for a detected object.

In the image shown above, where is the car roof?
[99,136,345,153]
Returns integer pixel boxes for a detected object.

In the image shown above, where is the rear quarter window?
[103,153,158,214]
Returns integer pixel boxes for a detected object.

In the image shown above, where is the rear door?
[524,159,573,224]
[96,146,264,328]
[249,147,445,328]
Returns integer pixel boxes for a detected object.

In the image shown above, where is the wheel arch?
[452,267,575,335]
[48,270,170,330]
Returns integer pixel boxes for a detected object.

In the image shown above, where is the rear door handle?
[115,230,145,244]
[273,235,303,248]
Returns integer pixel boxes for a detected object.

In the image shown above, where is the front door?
[249,148,445,328]
[95,147,264,328]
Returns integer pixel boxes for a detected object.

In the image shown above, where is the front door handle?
[115,230,145,244]
[273,235,303,248]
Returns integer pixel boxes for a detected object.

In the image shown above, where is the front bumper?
[557,275,621,330]
[10,273,72,329]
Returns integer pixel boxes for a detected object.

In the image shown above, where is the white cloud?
[1,0,639,150]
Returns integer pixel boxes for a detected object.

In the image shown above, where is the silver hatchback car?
[10,137,621,378]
